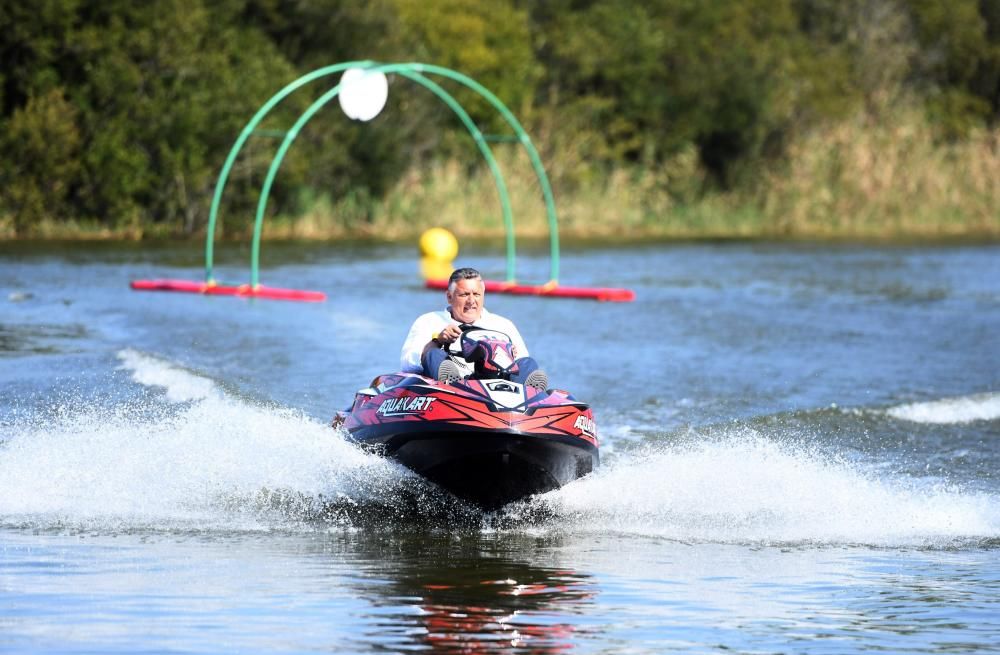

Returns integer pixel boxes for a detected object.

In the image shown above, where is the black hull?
[355,428,599,510]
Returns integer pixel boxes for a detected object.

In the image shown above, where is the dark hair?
[447,267,482,292]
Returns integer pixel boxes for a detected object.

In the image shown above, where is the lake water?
[2,240,999,653]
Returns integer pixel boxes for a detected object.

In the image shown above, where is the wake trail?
[507,431,1000,548]
[0,349,437,531]
[886,391,1000,424]
[5,350,998,544]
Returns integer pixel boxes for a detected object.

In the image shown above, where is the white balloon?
[337,68,389,122]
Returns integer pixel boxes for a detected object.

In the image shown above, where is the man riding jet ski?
[399,267,549,390]
[333,268,598,510]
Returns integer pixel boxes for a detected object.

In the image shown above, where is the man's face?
[447,278,485,324]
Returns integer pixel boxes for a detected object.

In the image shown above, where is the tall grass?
[265,110,999,242]
[6,112,998,242]
[265,144,756,242]
[759,110,1000,238]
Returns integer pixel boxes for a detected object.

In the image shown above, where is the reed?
[264,147,760,242]
[7,113,998,242]
[264,110,999,242]
[758,111,1000,239]
[0,216,147,240]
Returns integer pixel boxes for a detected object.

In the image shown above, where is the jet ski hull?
[334,373,599,509]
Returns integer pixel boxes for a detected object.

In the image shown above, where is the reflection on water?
[343,533,595,653]
[411,568,589,652]
[0,322,87,355]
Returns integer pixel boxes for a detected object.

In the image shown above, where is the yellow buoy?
[420,256,454,282]
[419,228,458,281]
[419,227,459,261]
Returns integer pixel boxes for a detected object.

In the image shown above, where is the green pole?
[397,69,519,282]
[208,62,562,287]
[250,63,516,287]
[407,63,561,284]
[203,60,373,283]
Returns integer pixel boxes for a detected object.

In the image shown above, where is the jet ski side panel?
[333,372,600,508]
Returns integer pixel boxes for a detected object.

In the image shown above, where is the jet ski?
[333,326,599,510]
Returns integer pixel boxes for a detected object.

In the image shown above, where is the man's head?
[446,267,485,324]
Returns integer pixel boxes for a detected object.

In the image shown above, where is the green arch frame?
[204,61,561,287]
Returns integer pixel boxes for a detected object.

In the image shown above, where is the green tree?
[533,0,818,187]
[0,88,81,234]
[907,0,1000,134]
[0,0,304,234]
[0,0,81,116]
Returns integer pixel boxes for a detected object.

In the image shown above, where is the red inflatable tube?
[130,279,326,302]
[425,278,634,302]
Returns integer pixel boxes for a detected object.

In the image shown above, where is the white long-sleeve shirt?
[399,308,530,373]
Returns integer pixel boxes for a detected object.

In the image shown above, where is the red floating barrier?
[425,278,634,302]
[130,279,326,302]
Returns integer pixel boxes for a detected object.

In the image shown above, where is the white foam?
[887,392,1000,424]
[117,348,218,403]
[0,352,406,531]
[8,352,1000,542]
[521,432,1000,547]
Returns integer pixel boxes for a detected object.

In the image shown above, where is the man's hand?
[436,323,463,344]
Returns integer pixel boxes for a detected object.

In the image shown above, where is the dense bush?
[1,0,998,237]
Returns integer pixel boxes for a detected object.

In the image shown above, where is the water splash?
[116,348,218,403]
[507,431,1000,547]
[6,349,999,543]
[886,392,1000,424]
[0,349,454,531]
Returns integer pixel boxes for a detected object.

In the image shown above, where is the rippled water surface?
[2,241,999,653]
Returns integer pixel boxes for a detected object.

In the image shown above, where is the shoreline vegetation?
[2,2,998,244]
[4,112,997,244]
